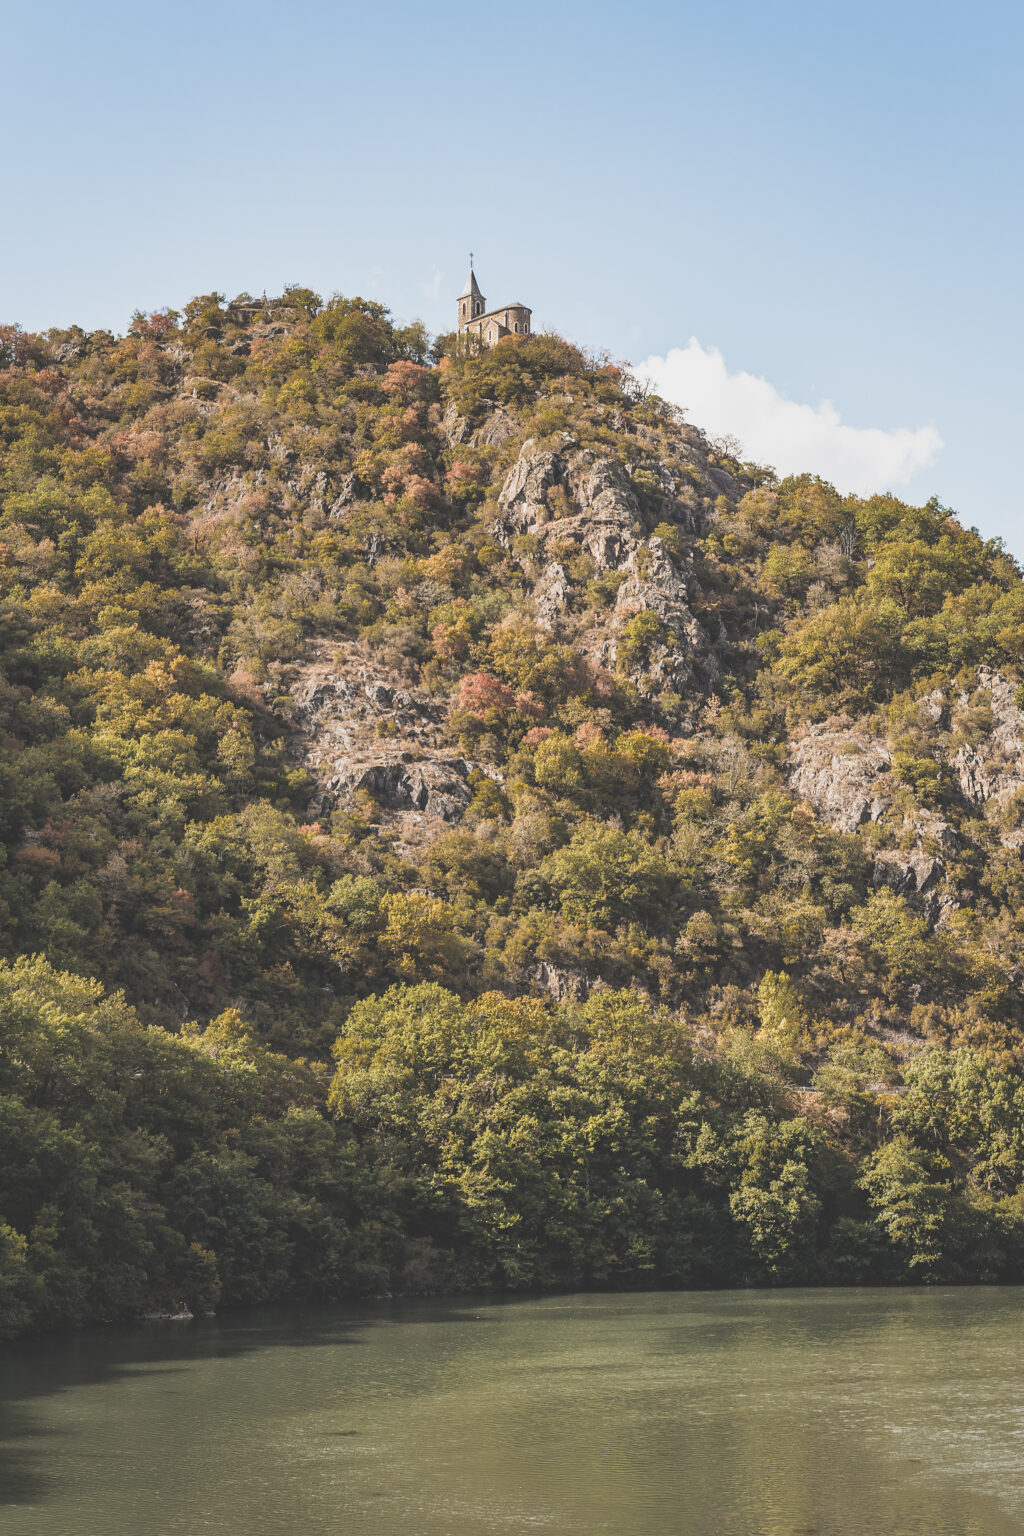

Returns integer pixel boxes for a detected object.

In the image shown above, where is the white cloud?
[633,340,943,494]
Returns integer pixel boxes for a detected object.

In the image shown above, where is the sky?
[2,0,1021,550]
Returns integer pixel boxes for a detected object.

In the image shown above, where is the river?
[2,1288,1023,1534]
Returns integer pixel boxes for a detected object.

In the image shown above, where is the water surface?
[2,1288,1024,1535]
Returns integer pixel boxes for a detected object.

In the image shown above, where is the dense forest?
[3,287,1024,1338]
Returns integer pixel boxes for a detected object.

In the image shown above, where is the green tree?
[540,824,676,930]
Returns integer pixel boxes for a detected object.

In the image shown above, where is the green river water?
[2,1288,1024,1535]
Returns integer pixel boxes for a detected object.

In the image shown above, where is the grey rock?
[328,472,360,517]
[496,441,713,684]
[787,724,962,924]
[291,658,474,825]
[615,538,697,628]
[266,433,296,464]
[533,562,573,630]
[612,538,712,685]
[950,670,1024,806]
[788,727,893,833]
[495,441,641,567]
[443,399,516,449]
[330,758,473,822]
[496,443,569,539]
[707,465,740,497]
[470,405,515,447]
[442,401,468,445]
[872,849,944,897]
[529,961,594,1002]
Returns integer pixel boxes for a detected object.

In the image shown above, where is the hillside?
[2,288,1024,1335]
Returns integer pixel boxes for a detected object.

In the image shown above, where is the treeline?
[4,955,1024,1338]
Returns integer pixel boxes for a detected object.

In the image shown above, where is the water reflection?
[0,1289,1022,1535]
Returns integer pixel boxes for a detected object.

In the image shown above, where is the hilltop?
[2,287,1024,1335]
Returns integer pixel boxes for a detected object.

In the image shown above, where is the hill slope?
[2,289,1024,1334]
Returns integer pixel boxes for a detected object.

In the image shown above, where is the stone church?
[457,265,531,345]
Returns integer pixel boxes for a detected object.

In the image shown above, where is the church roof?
[459,267,483,299]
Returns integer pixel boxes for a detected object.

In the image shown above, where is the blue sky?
[3,0,1021,549]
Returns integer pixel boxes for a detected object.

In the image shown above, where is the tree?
[857,1137,982,1281]
[774,594,907,710]
[540,824,675,930]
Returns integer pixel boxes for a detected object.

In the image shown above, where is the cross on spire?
[459,263,483,301]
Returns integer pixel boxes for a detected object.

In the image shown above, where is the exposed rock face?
[950,670,1024,807]
[788,725,894,833]
[469,405,515,448]
[614,538,705,639]
[532,562,572,630]
[872,849,945,897]
[496,440,641,570]
[787,723,966,922]
[328,472,360,517]
[442,400,516,448]
[789,687,1024,838]
[528,961,596,1002]
[200,468,255,518]
[706,465,741,498]
[333,757,473,821]
[496,444,570,539]
[495,439,713,682]
[291,654,476,826]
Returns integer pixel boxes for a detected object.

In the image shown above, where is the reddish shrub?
[456,672,515,717]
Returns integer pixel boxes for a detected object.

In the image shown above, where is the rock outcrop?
[528,960,599,1002]
[788,724,894,833]
[495,438,713,683]
[291,652,478,829]
[442,399,516,448]
[614,537,706,642]
[790,676,1024,838]
[785,695,1024,924]
[788,721,965,920]
[495,439,642,571]
[949,670,1024,808]
[871,848,945,898]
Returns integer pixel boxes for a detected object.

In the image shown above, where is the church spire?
[459,265,482,301]
[457,259,485,329]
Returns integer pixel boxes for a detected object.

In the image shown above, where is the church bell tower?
[458,262,485,333]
